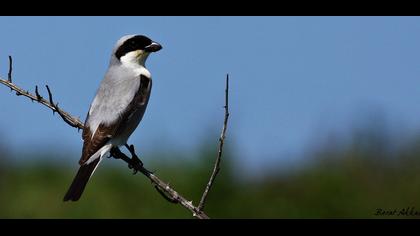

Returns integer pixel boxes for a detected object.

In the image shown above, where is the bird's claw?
[128,154,143,175]
[128,163,139,175]
[129,165,138,175]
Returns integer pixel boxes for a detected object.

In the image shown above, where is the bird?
[63,35,162,201]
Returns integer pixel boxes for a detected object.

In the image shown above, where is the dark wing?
[64,75,152,201]
[78,123,117,165]
[78,75,152,165]
[64,119,116,201]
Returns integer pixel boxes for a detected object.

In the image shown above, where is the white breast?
[86,64,150,138]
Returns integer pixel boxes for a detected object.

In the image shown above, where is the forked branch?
[0,56,229,219]
[198,74,229,211]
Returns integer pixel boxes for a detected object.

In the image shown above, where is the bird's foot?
[129,155,143,175]
[125,144,144,174]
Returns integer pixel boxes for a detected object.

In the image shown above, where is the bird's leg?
[125,144,144,174]
[110,146,121,157]
[113,145,173,203]
[110,147,127,160]
[110,145,153,176]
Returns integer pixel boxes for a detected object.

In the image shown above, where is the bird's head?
[113,34,162,67]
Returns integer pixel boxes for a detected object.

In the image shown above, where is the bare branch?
[109,146,209,219]
[7,56,12,83]
[198,74,230,211]
[0,58,83,130]
[35,85,42,100]
[154,185,179,204]
[0,56,230,219]
[0,75,209,219]
[0,78,84,130]
[45,85,55,110]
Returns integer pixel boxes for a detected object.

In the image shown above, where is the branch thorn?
[7,56,12,83]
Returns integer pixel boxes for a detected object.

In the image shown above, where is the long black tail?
[63,158,100,201]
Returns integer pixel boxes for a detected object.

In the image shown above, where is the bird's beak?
[145,42,162,52]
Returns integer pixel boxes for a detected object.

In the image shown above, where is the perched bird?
[63,35,162,201]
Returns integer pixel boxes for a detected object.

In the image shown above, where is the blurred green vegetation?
[1,125,420,218]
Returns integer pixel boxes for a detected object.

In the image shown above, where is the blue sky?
[1,17,420,171]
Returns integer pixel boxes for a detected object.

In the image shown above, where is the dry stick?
[0,56,231,219]
[0,78,84,130]
[198,74,229,211]
[110,146,209,219]
[0,73,209,219]
[7,56,12,82]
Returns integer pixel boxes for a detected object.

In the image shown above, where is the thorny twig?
[0,57,83,130]
[198,74,229,211]
[0,56,229,219]
[7,56,12,83]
